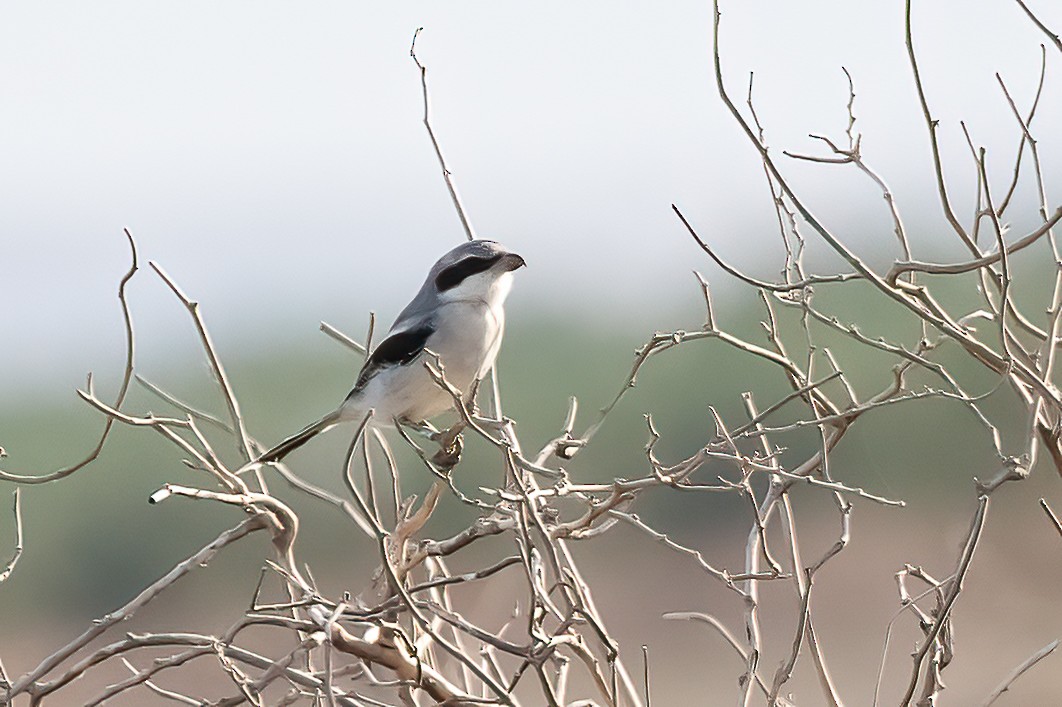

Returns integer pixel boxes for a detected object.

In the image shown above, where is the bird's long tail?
[259,410,344,463]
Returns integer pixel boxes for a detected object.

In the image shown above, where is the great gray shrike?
[258,240,525,463]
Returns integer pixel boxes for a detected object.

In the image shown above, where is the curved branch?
[7,517,267,699]
[887,206,1062,282]
[0,230,138,484]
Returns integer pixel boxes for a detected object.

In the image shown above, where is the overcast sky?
[1,1,1058,399]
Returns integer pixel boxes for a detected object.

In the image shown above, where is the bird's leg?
[395,417,464,469]
[466,378,482,417]
[400,418,440,442]
[429,421,466,470]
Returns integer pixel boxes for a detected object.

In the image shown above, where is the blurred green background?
[2,1,1060,701]
[2,254,1060,704]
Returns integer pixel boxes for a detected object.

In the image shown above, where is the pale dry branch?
[999,44,1047,215]
[373,537,516,705]
[611,510,780,584]
[662,612,773,700]
[7,6,1059,705]
[675,204,861,293]
[0,488,23,584]
[119,656,200,706]
[981,639,1060,706]
[81,631,360,707]
[1013,0,1062,53]
[779,494,842,707]
[261,455,378,539]
[887,186,1062,280]
[136,373,234,433]
[904,0,975,252]
[150,261,256,464]
[901,496,990,705]
[76,386,245,493]
[342,411,387,540]
[7,517,267,701]
[996,72,1051,229]
[783,69,912,263]
[410,28,476,242]
[320,320,368,355]
[1039,498,1062,539]
[873,571,958,706]
[0,229,137,484]
[715,0,1053,402]
[768,569,814,704]
[149,484,304,576]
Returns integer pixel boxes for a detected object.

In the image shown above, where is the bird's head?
[429,240,526,306]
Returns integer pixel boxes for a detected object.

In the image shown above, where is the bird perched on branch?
[258,240,526,464]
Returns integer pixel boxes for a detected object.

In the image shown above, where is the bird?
[257,240,526,464]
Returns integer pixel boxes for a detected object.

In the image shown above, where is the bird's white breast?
[344,294,506,423]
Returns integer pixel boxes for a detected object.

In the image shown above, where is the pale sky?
[1,1,1058,398]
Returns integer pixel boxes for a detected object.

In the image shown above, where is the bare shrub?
[2,3,1061,705]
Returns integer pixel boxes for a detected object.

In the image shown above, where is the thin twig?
[320,321,367,355]
[0,488,24,583]
[7,518,267,699]
[1013,0,1062,53]
[1039,498,1062,539]
[150,262,256,464]
[981,639,1060,705]
[901,496,990,705]
[662,612,772,699]
[410,28,476,241]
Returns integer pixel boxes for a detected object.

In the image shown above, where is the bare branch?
[1013,0,1062,53]
[7,517,267,700]
[886,207,1061,282]
[1040,498,1062,540]
[0,488,23,583]
[119,656,200,706]
[410,27,477,242]
[904,0,976,252]
[320,321,367,355]
[0,229,138,484]
[150,261,256,464]
[982,639,1060,706]
[675,204,861,292]
[662,612,772,699]
[999,45,1047,215]
[901,495,990,705]
[136,374,234,433]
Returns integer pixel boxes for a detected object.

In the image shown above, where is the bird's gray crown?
[430,240,519,278]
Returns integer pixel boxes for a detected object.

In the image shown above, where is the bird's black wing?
[351,323,435,392]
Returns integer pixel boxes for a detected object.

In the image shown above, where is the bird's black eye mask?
[435,254,504,292]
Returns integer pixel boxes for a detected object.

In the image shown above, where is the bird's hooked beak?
[503,253,526,271]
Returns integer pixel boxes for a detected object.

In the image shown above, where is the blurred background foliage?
[2,0,1060,701]
[2,251,1059,703]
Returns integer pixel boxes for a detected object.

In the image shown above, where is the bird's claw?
[430,424,465,469]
